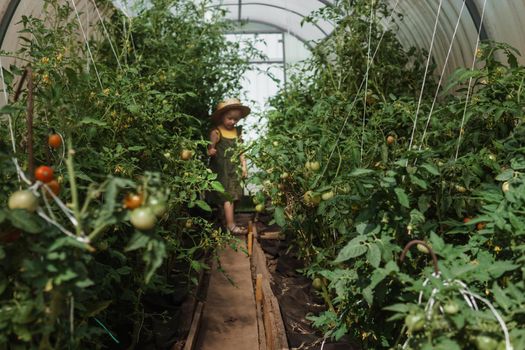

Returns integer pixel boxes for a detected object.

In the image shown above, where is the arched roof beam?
[211,2,331,37]
[0,0,21,48]
[227,19,313,49]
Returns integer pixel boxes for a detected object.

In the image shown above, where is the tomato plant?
[0,0,257,347]
[248,1,525,348]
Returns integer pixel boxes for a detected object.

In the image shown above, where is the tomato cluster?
[123,192,167,231]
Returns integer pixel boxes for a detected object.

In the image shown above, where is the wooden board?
[182,301,204,350]
[251,225,289,350]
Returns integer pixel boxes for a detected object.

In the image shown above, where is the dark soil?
[257,217,359,350]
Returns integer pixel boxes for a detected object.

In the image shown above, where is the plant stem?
[66,135,82,236]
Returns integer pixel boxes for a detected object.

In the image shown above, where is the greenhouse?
[1,0,525,349]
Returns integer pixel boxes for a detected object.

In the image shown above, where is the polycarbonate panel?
[392,1,480,80]
[0,0,99,108]
[209,0,334,43]
[476,0,525,65]
[2,0,525,85]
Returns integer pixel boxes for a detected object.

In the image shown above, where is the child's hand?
[208,147,217,157]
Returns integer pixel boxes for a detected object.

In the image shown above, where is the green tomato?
[185,219,193,229]
[255,204,265,212]
[280,172,289,180]
[405,313,425,332]
[130,207,157,230]
[443,302,459,315]
[455,184,467,193]
[502,181,510,193]
[312,277,323,291]
[474,335,499,350]
[310,161,320,171]
[8,190,39,212]
[321,191,334,201]
[303,191,321,206]
[305,161,312,170]
[416,243,430,254]
[148,197,167,217]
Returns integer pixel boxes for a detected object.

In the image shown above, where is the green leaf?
[7,210,45,233]
[211,181,225,192]
[125,232,150,251]
[76,279,94,288]
[79,117,107,126]
[350,168,374,177]
[421,163,440,176]
[367,243,381,268]
[0,105,22,115]
[409,175,427,189]
[84,300,112,317]
[485,261,519,278]
[495,169,514,181]
[383,303,410,313]
[394,188,410,208]
[195,200,211,212]
[274,206,286,227]
[334,239,367,263]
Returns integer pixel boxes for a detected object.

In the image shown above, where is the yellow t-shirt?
[217,126,238,139]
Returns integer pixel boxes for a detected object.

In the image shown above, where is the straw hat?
[211,98,251,122]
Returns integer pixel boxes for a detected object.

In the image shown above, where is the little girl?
[208,98,249,234]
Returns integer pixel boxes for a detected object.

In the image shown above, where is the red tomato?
[35,166,54,183]
[463,217,472,224]
[123,193,143,210]
[48,134,62,149]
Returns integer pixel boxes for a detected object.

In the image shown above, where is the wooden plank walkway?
[194,240,259,350]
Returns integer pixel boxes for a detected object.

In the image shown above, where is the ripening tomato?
[455,184,467,193]
[463,217,472,224]
[180,149,193,160]
[48,134,62,149]
[35,166,54,183]
[45,180,60,197]
[476,222,486,231]
[386,135,395,145]
[123,193,143,210]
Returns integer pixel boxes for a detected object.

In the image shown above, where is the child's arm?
[208,129,219,156]
[240,153,248,178]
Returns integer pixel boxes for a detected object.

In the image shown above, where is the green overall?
[209,127,243,205]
